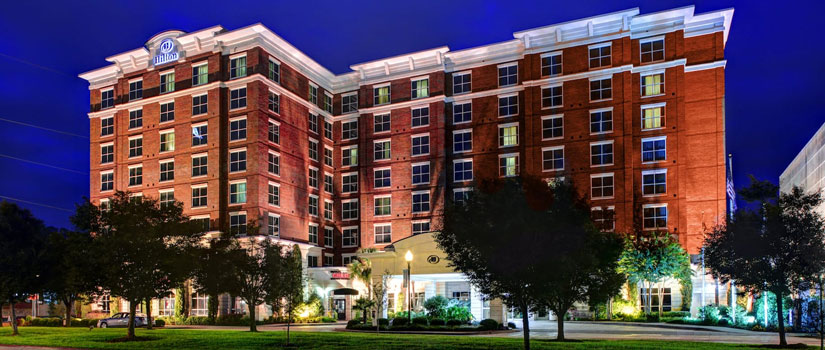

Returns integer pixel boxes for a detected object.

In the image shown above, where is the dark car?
[96,313,146,328]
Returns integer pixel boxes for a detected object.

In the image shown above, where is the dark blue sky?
[0,0,822,228]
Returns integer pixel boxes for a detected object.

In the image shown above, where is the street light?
[405,250,413,323]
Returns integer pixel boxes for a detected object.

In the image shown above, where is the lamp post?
[405,250,413,323]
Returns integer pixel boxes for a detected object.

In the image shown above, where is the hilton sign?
[331,272,350,280]
[153,38,179,66]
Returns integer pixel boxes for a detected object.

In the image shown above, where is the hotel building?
[80,5,732,321]
[780,122,825,216]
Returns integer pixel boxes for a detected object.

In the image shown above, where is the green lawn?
[0,327,811,349]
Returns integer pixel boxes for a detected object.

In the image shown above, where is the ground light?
[405,250,413,323]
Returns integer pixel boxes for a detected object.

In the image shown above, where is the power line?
[0,117,88,139]
[0,195,74,213]
[0,153,87,175]
[0,52,74,78]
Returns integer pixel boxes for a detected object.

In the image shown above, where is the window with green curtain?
[642,107,664,129]
[193,64,208,86]
[412,78,429,99]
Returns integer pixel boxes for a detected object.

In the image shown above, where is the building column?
[469,284,483,321]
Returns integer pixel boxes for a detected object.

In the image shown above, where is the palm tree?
[348,258,372,302]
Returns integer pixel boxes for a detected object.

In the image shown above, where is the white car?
[97,313,147,328]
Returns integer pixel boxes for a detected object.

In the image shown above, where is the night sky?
[0,0,822,229]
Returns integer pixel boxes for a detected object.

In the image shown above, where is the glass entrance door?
[333,299,346,320]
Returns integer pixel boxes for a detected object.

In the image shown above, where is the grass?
[0,327,814,349]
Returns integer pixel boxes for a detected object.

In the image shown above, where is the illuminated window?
[192,123,207,147]
[268,59,280,83]
[498,124,518,147]
[159,71,175,93]
[411,78,429,99]
[642,104,665,130]
[641,73,664,97]
[230,55,246,79]
[499,154,519,177]
[159,130,175,152]
[229,181,246,204]
[192,62,208,86]
[374,85,390,105]
[374,196,391,216]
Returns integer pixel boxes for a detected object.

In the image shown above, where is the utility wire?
[0,52,75,78]
[0,117,88,139]
[0,153,87,175]
[0,195,74,213]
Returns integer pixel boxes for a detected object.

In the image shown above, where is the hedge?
[479,319,499,330]
[24,317,98,327]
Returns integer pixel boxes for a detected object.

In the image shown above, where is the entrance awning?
[332,288,359,296]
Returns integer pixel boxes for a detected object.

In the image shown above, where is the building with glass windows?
[780,122,825,216]
[79,5,732,321]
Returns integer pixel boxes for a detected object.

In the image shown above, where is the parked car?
[97,313,147,328]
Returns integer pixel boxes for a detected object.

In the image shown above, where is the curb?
[337,328,519,336]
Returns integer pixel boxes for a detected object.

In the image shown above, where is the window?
[268,59,280,83]
[411,78,429,99]
[452,129,472,153]
[191,216,210,232]
[100,116,114,136]
[191,185,207,208]
[453,71,471,94]
[590,109,613,134]
[230,55,246,79]
[342,120,358,140]
[640,37,665,63]
[412,162,430,185]
[191,293,208,316]
[192,123,207,147]
[541,52,562,77]
[498,95,518,117]
[229,181,246,204]
[192,94,208,115]
[100,144,113,164]
[308,167,319,189]
[499,154,519,177]
[324,201,333,221]
[324,227,333,247]
[411,107,429,127]
[160,71,175,93]
[309,195,319,217]
[591,141,614,166]
[268,92,279,114]
[374,168,391,188]
[159,190,175,208]
[230,88,247,110]
[374,114,390,133]
[453,159,473,182]
[342,146,358,167]
[324,173,333,193]
[308,113,318,133]
[308,224,318,244]
[498,124,518,147]
[229,212,247,235]
[309,138,319,161]
[642,169,667,196]
[230,149,246,172]
[374,196,391,216]
[192,62,208,86]
[592,206,616,231]
[128,79,142,101]
[453,188,472,203]
[590,78,612,101]
[324,147,333,167]
[453,102,471,124]
[374,224,392,244]
[640,287,672,312]
[192,154,207,177]
[589,43,611,69]
[268,183,280,207]
[230,117,246,141]
[128,165,142,186]
[591,173,614,199]
[128,137,142,158]
[309,84,318,105]
[541,85,562,108]
[342,93,358,113]
[308,256,319,268]
[100,171,113,191]
[642,104,665,130]
[159,130,175,152]
[342,173,358,193]
[541,115,563,140]
[412,221,430,235]
[412,191,430,213]
[374,84,390,105]
[642,137,667,163]
[542,146,564,171]
[641,72,664,97]
[261,124,277,147]
[324,93,333,113]
[101,89,114,109]
[324,121,332,140]
[374,140,390,161]
[268,151,280,175]
[129,109,143,129]
[159,295,175,316]
[643,204,668,230]
[343,227,358,247]
[159,160,174,182]
[411,134,429,156]
[158,101,175,123]
[342,200,358,220]
[498,63,517,87]
[268,213,280,236]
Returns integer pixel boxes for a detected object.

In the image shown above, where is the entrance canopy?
[332,288,359,296]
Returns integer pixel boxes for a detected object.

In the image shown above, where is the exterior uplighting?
[405,250,413,323]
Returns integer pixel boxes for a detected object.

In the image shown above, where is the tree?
[72,192,203,339]
[282,244,304,346]
[191,238,238,320]
[704,179,825,346]
[371,271,390,332]
[42,229,101,327]
[0,201,49,335]
[348,258,372,303]
[353,297,375,325]
[223,238,273,332]
[436,177,606,349]
[619,231,689,317]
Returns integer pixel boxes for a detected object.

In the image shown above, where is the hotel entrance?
[333,298,347,321]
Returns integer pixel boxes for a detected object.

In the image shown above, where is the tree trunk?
[606,297,613,320]
[10,300,18,335]
[776,291,787,346]
[658,281,664,318]
[127,300,137,339]
[646,281,652,315]
[208,295,219,320]
[145,298,153,330]
[286,302,292,346]
[248,299,257,332]
[555,308,565,341]
[521,303,531,350]
[63,296,73,327]
[0,302,4,327]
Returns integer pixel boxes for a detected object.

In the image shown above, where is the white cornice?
[684,60,727,72]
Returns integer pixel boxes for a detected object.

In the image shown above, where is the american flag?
[727,155,737,214]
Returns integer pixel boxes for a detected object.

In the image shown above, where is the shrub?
[346,319,361,329]
[214,314,245,326]
[423,295,449,318]
[412,316,429,325]
[507,322,517,329]
[662,311,690,318]
[479,319,499,330]
[28,318,63,327]
[698,304,721,325]
[320,316,336,323]
[446,319,464,327]
[392,317,410,326]
[429,318,445,326]
[154,319,165,327]
[183,316,212,325]
[71,318,98,328]
[718,318,729,326]
[378,318,389,326]
[445,305,473,322]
